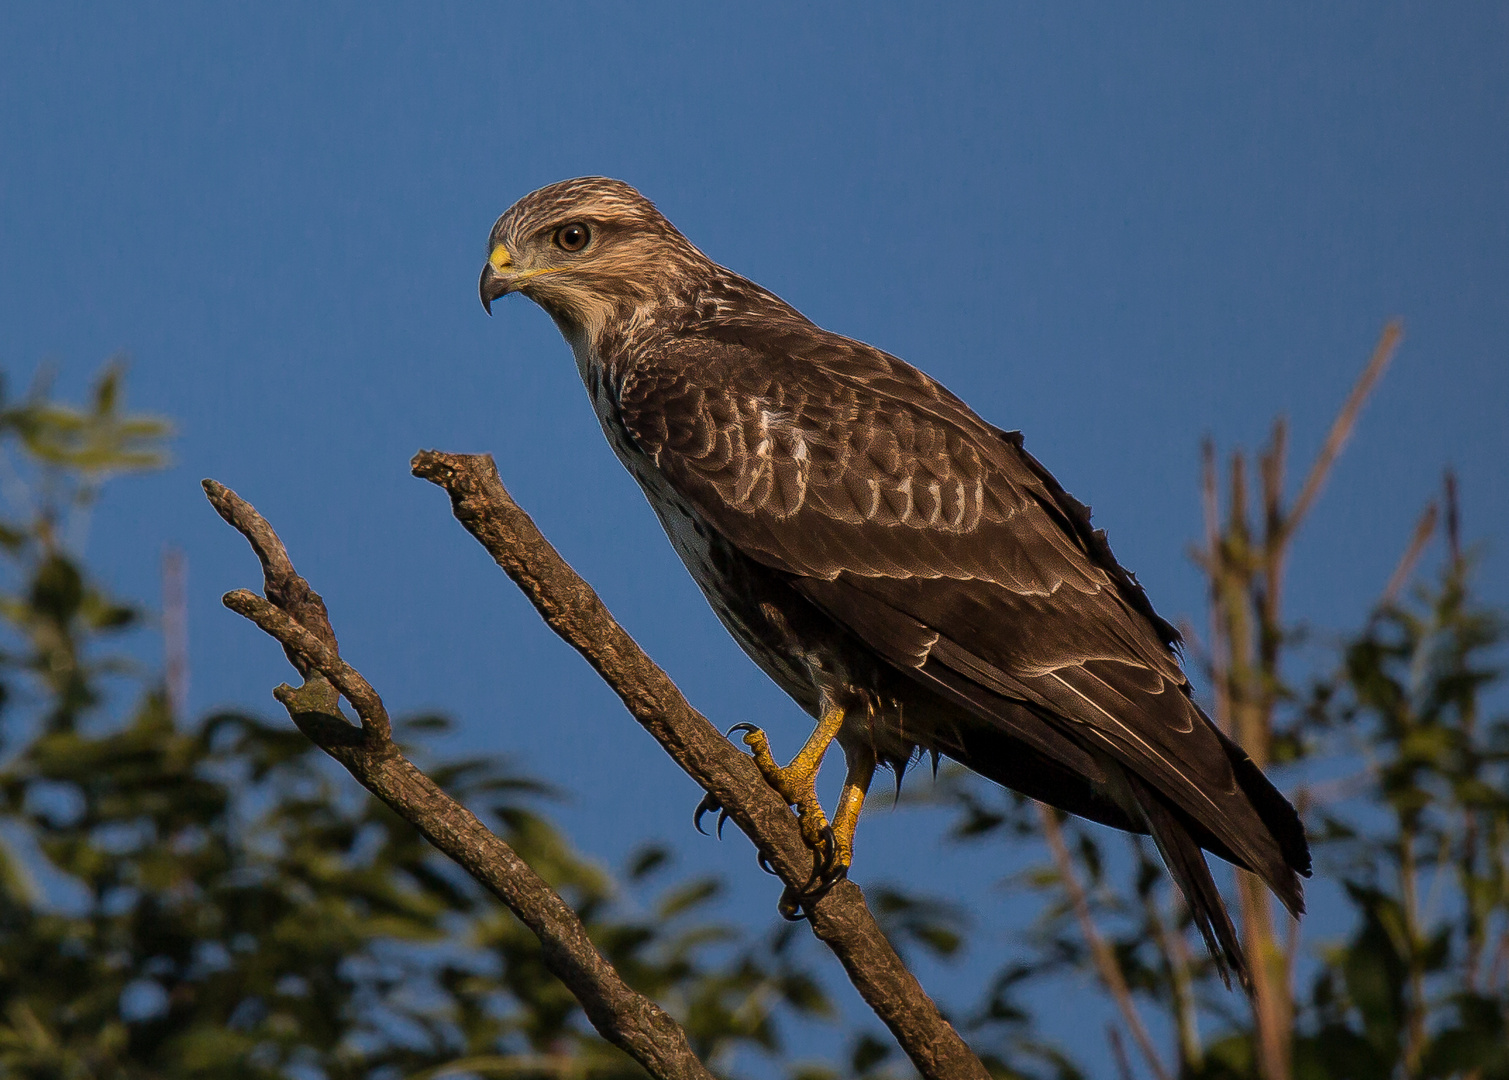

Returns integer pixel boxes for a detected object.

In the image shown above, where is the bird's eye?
[554,223,590,252]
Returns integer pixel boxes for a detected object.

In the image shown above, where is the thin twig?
[1037,804,1173,1080]
[1108,1025,1138,1080]
[204,479,716,1080]
[1444,469,1461,569]
[204,479,340,681]
[1284,321,1401,538]
[1380,502,1439,608]
[1284,789,1310,975]
[1199,441,1234,737]
[223,590,393,742]
[1143,871,1202,1072]
[162,547,189,718]
[1488,931,1509,990]
[410,451,989,1080]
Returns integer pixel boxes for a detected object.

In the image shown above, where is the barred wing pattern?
[616,329,1309,960]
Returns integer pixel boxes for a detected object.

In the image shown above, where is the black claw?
[772,828,853,921]
[694,794,735,839]
[788,825,844,903]
[816,838,850,895]
[726,721,760,738]
[757,850,778,876]
[810,866,847,904]
[777,868,846,922]
[693,792,721,835]
[803,825,839,892]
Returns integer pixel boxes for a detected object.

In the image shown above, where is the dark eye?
[554,223,590,252]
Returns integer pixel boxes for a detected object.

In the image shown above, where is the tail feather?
[1126,773,1251,992]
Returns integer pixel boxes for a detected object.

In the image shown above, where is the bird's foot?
[727,722,830,837]
[776,831,850,919]
[728,722,851,918]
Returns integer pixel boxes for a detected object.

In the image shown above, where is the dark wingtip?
[1215,727,1313,906]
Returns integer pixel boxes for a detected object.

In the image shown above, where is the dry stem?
[1196,322,1401,1080]
[1036,804,1172,1080]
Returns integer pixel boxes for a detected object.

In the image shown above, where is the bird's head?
[478,177,705,338]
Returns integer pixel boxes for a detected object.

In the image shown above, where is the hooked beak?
[479,242,513,315]
[479,264,508,315]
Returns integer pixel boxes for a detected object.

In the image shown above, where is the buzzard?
[478,177,1309,986]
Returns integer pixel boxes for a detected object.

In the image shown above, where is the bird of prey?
[478,176,1309,986]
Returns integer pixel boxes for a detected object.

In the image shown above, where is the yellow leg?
[730,709,878,919]
[731,706,846,852]
[828,746,876,873]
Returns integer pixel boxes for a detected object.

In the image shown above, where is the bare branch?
[204,479,341,681]
[204,480,336,639]
[1036,804,1173,1080]
[221,589,393,741]
[1284,320,1402,537]
[203,479,717,1080]
[1181,326,1400,1080]
[1380,502,1439,608]
[1108,1025,1138,1080]
[410,450,989,1080]
[1445,468,1461,569]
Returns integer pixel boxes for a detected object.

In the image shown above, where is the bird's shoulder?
[616,319,1015,527]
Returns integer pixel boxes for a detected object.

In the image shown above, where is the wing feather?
[616,330,1307,906]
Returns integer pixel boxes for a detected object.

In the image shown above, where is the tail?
[1123,729,1311,992]
[1126,772,1251,990]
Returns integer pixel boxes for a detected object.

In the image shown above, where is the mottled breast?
[564,328,730,601]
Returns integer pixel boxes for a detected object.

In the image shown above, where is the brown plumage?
[479,176,1310,987]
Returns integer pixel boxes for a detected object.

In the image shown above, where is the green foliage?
[1287,555,1509,1079]
[0,364,837,1079]
[935,543,1509,1078]
[7,359,1504,1080]
[0,362,169,478]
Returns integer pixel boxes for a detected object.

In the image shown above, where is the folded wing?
[616,329,1309,979]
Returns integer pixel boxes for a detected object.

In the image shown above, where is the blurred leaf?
[0,358,848,1080]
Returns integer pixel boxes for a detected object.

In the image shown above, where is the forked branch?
[409,450,989,1080]
[209,464,988,1080]
[204,480,717,1080]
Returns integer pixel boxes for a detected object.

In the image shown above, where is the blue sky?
[3,1,1507,1068]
